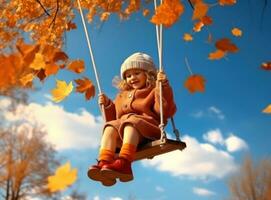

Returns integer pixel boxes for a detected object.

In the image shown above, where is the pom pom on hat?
[120,52,156,79]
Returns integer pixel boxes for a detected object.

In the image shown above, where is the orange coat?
[103,82,176,141]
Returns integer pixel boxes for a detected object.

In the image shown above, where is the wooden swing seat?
[134,139,186,161]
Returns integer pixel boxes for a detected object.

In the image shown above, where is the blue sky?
[1,1,271,199]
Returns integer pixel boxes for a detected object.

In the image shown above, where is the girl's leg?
[101,124,142,182]
[98,126,118,162]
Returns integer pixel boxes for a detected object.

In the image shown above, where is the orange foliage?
[219,0,237,6]
[75,77,95,100]
[215,38,239,53]
[231,27,242,37]
[184,74,206,93]
[150,0,184,27]
[192,1,209,20]
[261,62,271,70]
[208,49,226,60]
[67,60,85,74]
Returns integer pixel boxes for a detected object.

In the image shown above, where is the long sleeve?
[154,81,177,119]
[103,99,116,122]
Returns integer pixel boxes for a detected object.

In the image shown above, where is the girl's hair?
[112,70,157,91]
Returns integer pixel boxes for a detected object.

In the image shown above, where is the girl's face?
[125,69,147,89]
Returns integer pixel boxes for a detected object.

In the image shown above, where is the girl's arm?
[98,94,116,122]
[154,72,177,118]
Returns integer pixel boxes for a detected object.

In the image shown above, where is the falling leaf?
[20,73,35,86]
[231,27,242,37]
[143,9,150,16]
[207,33,213,43]
[100,12,110,21]
[219,0,236,6]
[183,33,193,41]
[74,77,95,100]
[192,1,209,20]
[150,0,184,27]
[215,38,239,53]
[66,21,77,31]
[262,104,271,114]
[67,60,85,74]
[53,51,69,63]
[45,63,60,76]
[29,53,46,70]
[208,49,226,60]
[184,74,205,93]
[201,16,213,25]
[193,21,204,32]
[51,79,73,103]
[47,162,77,193]
[261,62,271,70]
[36,69,46,82]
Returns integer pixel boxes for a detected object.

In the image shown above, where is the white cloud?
[203,129,224,145]
[2,99,103,150]
[155,185,165,192]
[141,135,238,180]
[208,106,225,120]
[191,106,225,120]
[225,134,248,152]
[93,196,100,200]
[193,187,216,196]
[109,197,123,200]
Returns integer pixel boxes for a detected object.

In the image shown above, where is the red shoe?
[87,160,116,186]
[101,158,133,182]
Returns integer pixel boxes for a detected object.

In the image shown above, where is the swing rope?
[154,0,181,142]
[77,0,106,119]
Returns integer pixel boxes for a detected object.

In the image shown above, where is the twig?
[187,0,194,10]
[185,57,193,75]
[49,0,59,28]
[35,0,51,16]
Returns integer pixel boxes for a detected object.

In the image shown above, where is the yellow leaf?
[51,79,73,103]
[263,104,271,114]
[47,162,77,193]
[20,73,35,86]
[183,33,193,41]
[30,53,46,70]
[231,27,242,37]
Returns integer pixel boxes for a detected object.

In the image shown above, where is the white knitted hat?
[120,52,156,79]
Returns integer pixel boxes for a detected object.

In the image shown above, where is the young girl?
[88,52,176,186]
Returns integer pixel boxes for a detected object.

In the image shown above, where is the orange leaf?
[150,0,184,27]
[219,0,236,6]
[53,51,69,63]
[67,60,85,74]
[16,39,40,65]
[215,38,239,53]
[192,1,209,20]
[262,104,271,114]
[66,21,77,31]
[193,21,204,32]
[208,49,226,60]
[184,74,205,93]
[45,63,60,76]
[36,69,46,82]
[201,16,213,25]
[231,27,242,37]
[100,12,110,21]
[143,9,150,17]
[20,73,35,86]
[261,62,271,70]
[74,77,95,100]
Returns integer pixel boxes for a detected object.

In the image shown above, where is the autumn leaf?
[45,63,60,76]
[201,16,213,25]
[51,79,73,103]
[193,21,204,32]
[66,21,77,31]
[183,33,193,41]
[36,69,47,82]
[30,53,46,70]
[150,0,184,27]
[262,104,271,114]
[67,60,85,74]
[143,9,150,17]
[219,0,237,6]
[231,27,242,37]
[20,73,35,86]
[16,39,40,65]
[208,49,226,60]
[184,74,206,93]
[261,62,271,70]
[47,162,77,193]
[215,38,239,53]
[100,12,110,21]
[192,1,209,20]
[74,77,95,100]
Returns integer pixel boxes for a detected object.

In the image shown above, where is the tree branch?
[49,0,59,28]
[35,0,51,16]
